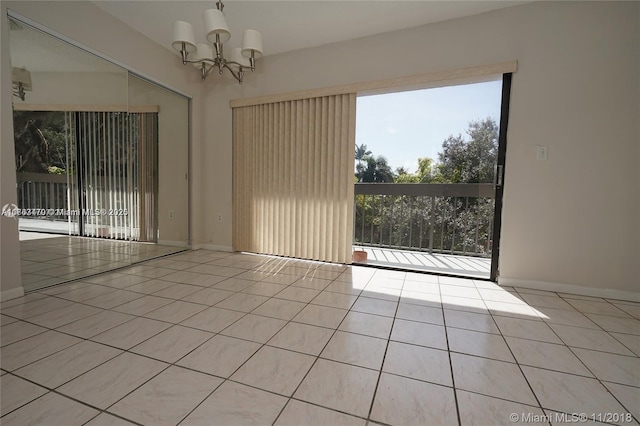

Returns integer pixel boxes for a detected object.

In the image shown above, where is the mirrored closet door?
[9,13,189,291]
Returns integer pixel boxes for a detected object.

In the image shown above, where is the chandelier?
[171,1,263,84]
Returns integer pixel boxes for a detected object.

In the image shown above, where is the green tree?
[429,117,498,254]
[355,143,372,162]
[354,143,372,172]
[416,157,436,183]
[353,118,499,256]
[436,117,498,183]
[395,166,419,183]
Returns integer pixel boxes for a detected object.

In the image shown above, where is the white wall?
[1,5,23,301]
[494,2,639,298]
[12,71,128,106]
[197,1,639,297]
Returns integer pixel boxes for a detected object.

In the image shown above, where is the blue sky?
[356,80,502,173]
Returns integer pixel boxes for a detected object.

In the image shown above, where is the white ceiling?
[94,1,530,57]
[9,1,530,74]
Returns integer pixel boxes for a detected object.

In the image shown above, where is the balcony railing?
[354,183,495,258]
[17,172,69,219]
[16,172,135,240]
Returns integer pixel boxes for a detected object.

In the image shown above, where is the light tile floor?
[20,232,186,291]
[1,250,639,426]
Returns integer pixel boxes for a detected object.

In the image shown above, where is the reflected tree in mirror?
[14,111,68,174]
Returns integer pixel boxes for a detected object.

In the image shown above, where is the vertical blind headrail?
[229,61,517,108]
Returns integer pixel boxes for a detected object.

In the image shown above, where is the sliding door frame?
[490,72,512,281]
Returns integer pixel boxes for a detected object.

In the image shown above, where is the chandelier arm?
[202,64,217,80]
[180,57,217,65]
[214,34,223,60]
[180,43,190,64]
[248,50,256,71]
[222,63,244,84]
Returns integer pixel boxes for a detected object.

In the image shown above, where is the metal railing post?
[408,196,413,249]
[429,196,435,254]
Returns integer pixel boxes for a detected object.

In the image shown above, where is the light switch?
[536,145,548,161]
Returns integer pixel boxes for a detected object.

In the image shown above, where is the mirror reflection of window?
[9,15,190,291]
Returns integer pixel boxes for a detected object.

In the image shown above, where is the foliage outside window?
[354,118,497,257]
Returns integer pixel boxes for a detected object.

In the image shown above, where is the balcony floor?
[352,245,491,279]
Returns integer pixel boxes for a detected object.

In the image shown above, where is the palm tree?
[356,155,394,183]
[355,143,372,170]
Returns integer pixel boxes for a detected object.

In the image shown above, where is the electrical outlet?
[217,213,222,222]
[169,210,175,220]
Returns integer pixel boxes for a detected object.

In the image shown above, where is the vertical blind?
[69,111,157,241]
[233,93,356,264]
[71,111,130,240]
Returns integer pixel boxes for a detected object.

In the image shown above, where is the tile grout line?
[269,272,376,425]
[558,342,640,424]
[486,295,564,425]
[9,288,635,408]
[44,253,277,424]
[1,257,260,423]
[474,283,624,414]
[1,369,146,426]
[176,257,352,425]
[364,276,404,425]
[444,276,467,426]
[9,274,640,368]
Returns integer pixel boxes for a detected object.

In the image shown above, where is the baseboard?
[157,240,188,247]
[192,244,234,252]
[498,278,640,302]
[1,286,25,302]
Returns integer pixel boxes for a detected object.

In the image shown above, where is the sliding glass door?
[14,110,73,236]
[15,109,159,243]
[353,75,511,281]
